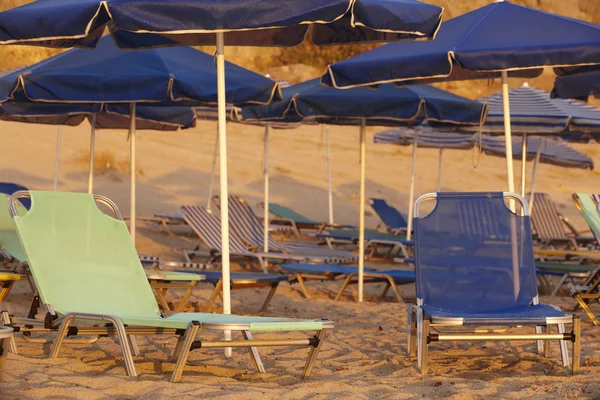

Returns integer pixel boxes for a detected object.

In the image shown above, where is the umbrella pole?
[529,138,543,213]
[406,137,418,241]
[501,71,516,206]
[88,114,96,194]
[358,119,367,303]
[207,128,219,209]
[437,148,443,192]
[326,125,334,224]
[263,124,270,254]
[521,134,527,198]
[216,32,232,356]
[129,103,136,246]
[53,125,62,192]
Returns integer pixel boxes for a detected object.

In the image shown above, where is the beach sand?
[1,119,600,399]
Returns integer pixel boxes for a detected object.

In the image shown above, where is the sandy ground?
[1,119,600,399]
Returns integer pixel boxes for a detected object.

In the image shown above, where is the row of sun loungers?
[1,183,598,379]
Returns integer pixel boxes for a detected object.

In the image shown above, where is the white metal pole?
[216,32,232,356]
[529,138,543,213]
[358,119,367,303]
[263,123,270,253]
[53,125,62,191]
[88,114,96,194]
[501,71,516,209]
[521,133,527,198]
[129,103,136,246]
[207,129,219,209]
[436,148,443,192]
[326,125,334,224]
[406,137,418,241]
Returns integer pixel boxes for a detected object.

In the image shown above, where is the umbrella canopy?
[239,78,487,126]
[375,129,594,169]
[323,1,600,88]
[552,66,600,101]
[0,36,281,106]
[0,0,443,48]
[475,85,600,134]
[0,102,196,130]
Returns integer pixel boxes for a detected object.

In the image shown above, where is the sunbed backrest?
[179,205,250,253]
[414,192,537,312]
[530,193,567,240]
[573,193,600,245]
[226,195,284,250]
[12,191,160,318]
[268,203,315,224]
[369,198,407,230]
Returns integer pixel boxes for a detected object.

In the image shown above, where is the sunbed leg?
[0,311,17,355]
[302,330,326,379]
[416,307,423,369]
[153,284,172,312]
[385,276,403,303]
[259,283,279,313]
[174,281,198,313]
[107,316,137,378]
[572,315,581,374]
[380,282,391,299]
[406,303,414,356]
[551,274,569,296]
[242,331,265,373]
[296,274,311,299]
[420,316,430,374]
[575,295,599,325]
[535,325,544,354]
[129,335,140,357]
[544,325,551,358]
[50,313,76,359]
[335,274,353,301]
[205,279,224,312]
[558,323,569,367]
[172,333,186,361]
[170,322,200,383]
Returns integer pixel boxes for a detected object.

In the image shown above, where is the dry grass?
[74,150,144,182]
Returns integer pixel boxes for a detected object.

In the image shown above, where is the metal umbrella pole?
[88,114,96,193]
[216,32,232,356]
[263,123,270,253]
[53,125,62,191]
[326,125,334,224]
[357,118,367,302]
[436,148,443,192]
[521,133,527,198]
[129,103,137,245]
[406,133,418,241]
[501,71,516,209]
[529,138,544,213]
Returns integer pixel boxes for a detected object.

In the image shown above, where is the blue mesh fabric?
[414,192,537,313]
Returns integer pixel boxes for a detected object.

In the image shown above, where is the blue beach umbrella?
[323,0,600,198]
[0,0,445,312]
[0,36,282,245]
[552,66,600,101]
[239,78,487,280]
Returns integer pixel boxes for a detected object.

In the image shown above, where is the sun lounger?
[315,227,412,260]
[369,198,408,234]
[141,254,290,313]
[3,190,333,381]
[281,263,414,302]
[531,193,596,250]
[260,202,353,236]
[217,195,358,264]
[535,261,599,296]
[408,192,580,374]
[569,193,600,325]
[179,205,353,272]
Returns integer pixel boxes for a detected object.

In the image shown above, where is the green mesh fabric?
[574,193,600,243]
[14,191,161,318]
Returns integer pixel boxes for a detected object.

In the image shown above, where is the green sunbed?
[3,191,333,381]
